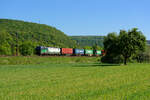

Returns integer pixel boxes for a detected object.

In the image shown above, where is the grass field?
[0,57,150,100]
[0,56,100,65]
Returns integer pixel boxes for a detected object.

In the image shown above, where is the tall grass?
[0,56,100,65]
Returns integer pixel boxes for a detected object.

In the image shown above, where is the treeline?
[147,40,150,45]
[70,36,150,47]
[70,36,104,48]
[0,19,77,56]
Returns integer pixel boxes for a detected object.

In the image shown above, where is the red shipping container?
[101,50,106,55]
[61,48,73,54]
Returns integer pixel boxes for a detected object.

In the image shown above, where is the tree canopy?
[102,28,146,65]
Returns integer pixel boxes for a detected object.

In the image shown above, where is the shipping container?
[61,48,73,55]
[84,49,93,56]
[73,49,84,55]
[47,47,61,54]
[95,50,101,56]
[41,48,47,54]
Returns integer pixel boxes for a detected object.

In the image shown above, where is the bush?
[0,43,12,55]
[101,54,124,64]
[19,41,35,56]
[134,53,150,63]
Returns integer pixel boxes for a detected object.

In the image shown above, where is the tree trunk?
[124,57,127,65]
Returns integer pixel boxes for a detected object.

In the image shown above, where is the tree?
[101,33,123,63]
[102,28,146,65]
[19,41,35,56]
[92,44,102,50]
[0,42,11,55]
[103,33,119,54]
[83,46,92,49]
[0,30,12,55]
[119,28,146,65]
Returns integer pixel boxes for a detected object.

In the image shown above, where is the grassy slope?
[0,59,150,100]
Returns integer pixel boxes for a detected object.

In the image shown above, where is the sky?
[1,0,150,39]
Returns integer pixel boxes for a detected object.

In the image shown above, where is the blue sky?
[1,0,150,39]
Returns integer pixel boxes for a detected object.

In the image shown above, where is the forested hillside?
[70,36,150,48]
[0,19,77,55]
[70,36,104,48]
[147,40,150,45]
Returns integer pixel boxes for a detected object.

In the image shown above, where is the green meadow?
[0,57,150,100]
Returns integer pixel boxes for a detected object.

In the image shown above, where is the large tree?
[102,28,146,65]
[119,28,146,65]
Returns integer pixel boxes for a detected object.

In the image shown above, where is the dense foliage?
[134,45,150,63]
[19,41,36,56]
[0,19,77,55]
[119,28,146,64]
[102,28,146,65]
[101,33,124,64]
[70,36,104,48]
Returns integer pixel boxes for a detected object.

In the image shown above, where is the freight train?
[36,46,105,56]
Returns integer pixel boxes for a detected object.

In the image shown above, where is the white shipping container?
[47,47,61,54]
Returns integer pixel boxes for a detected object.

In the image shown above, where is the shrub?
[19,41,35,56]
[0,43,12,55]
[101,54,124,64]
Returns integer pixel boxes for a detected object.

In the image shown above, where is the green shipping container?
[41,48,47,54]
[96,50,101,55]
[85,49,93,55]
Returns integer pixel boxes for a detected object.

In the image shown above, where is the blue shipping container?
[74,49,84,55]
